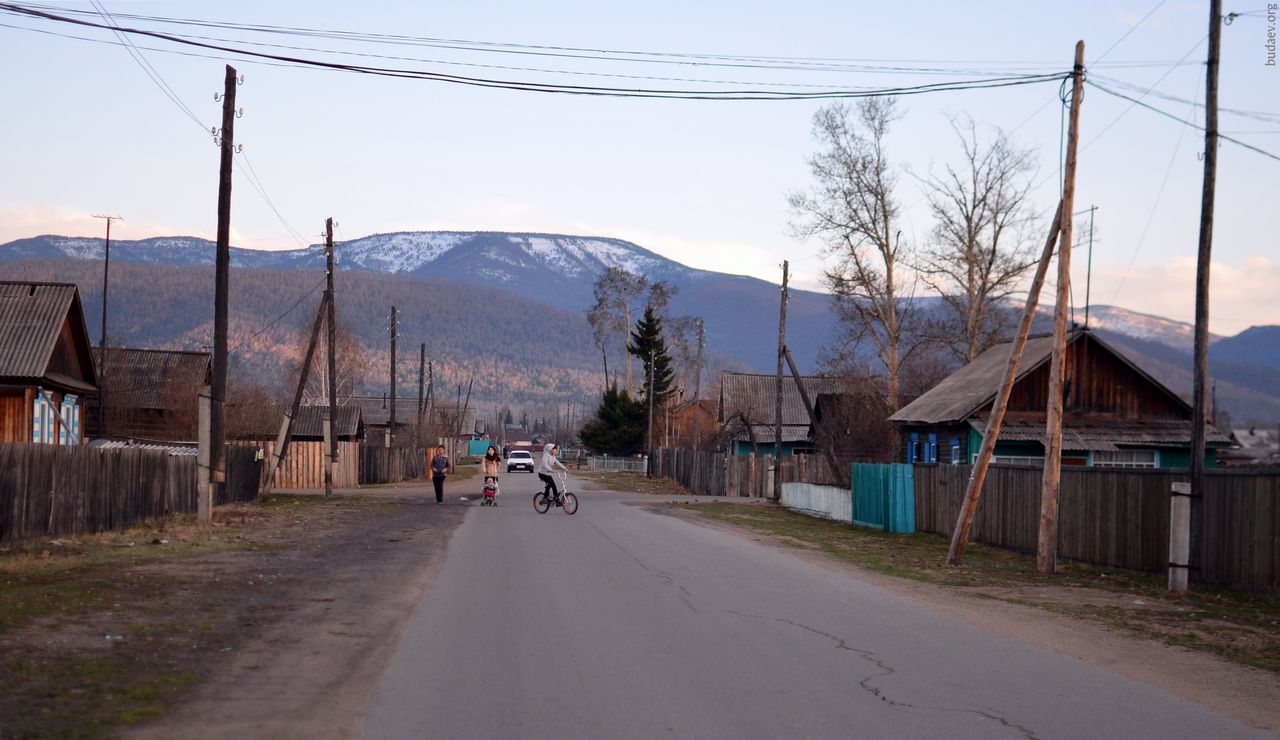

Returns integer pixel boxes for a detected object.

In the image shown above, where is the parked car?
[506,450,535,473]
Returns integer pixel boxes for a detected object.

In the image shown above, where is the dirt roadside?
[0,479,472,739]
[661,502,1280,734]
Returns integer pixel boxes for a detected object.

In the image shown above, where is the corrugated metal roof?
[890,334,1058,425]
[973,418,1230,451]
[0,281,81,379]
[351,395,431,427]
[97,348,211,410]
[720,372,844,426]
[293,404,363,438]
[89,439,198,456]
[743,424,813,444]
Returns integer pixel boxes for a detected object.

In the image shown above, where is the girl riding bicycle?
[538,443,568,504]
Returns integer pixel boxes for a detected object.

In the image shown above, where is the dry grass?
[575,470,692,496]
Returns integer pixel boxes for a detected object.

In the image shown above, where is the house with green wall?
[889,329,1229,469]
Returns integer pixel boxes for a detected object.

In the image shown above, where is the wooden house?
[889,329,1230,468]
[86,348,211,442]
[667,399,718,450]
[718,372,843,457]
[0,281,97,445]
[352,395,422,447]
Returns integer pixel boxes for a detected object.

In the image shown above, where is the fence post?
[1169,482,1192,593]
[197,386,212,524]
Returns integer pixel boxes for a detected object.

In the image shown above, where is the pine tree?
[627,307,676,407]
[578,384,647,455]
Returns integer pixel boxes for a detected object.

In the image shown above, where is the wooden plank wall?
[914,463,1280,590]
[235,440,359,489]
[652,449,842,498]
[359,446,427,485]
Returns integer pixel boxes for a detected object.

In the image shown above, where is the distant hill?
[0,232,836,372]
[1211,326,1280,369]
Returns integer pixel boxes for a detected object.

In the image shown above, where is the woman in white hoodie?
[538,443,569,504]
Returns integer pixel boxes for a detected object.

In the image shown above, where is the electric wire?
[229,277,326,355]
[1094,0,1169,64]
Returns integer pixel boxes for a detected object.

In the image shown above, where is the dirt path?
[664,504,1280,734]
[123,482,466,740]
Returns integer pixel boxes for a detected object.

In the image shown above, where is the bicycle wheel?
[533,492,551,514]
[562,492,578,515]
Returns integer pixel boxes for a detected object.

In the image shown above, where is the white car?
[506,450,535,473]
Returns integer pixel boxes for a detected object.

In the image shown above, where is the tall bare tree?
[919,117,1040,362]
[586,267,647,394]
[293,309,371,406]
[790,98,920,410]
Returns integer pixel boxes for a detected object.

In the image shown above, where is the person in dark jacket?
[430,445,452,504]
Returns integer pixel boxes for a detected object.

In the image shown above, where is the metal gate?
[851,463,915,533]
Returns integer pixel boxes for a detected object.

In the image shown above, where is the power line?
[229,276,326,354]
[1094,0,1169,63]
[0,3,1068,100]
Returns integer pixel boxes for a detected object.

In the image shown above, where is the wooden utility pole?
[1190,0,1223,572]
[783,346,847,489]
[647,349,656,473]
[417,342,426,434]
[324,218,337,497]
[1037,42,1086,575]
[773,261,789,501]
[947,202,1064,566]
[210,64,237,489]
[261,292,328,497]
[91,213,121,438]
[389,305,398,447]
[425,361,434,446]
[693,317,705,449]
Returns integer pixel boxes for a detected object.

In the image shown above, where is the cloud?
[1086,255,1279,335]
[0,202,222,243]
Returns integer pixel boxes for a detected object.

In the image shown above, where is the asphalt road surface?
[364,475,1268,739]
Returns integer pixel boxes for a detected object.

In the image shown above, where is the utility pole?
[389,305,397,448]
[210,64,238,493]
[1083,206,1097,329]
[91,213,121,438]
[647,348,655,476]
[417,342,426,437]
[774,260,789,502]
[324,218,337,497]
[1038,41,1086,575]
[693,317,705,449]
[425,361,434,447]
[1190,0,1223,573]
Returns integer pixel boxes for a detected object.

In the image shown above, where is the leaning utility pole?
[1190,0,1223,571]
[389,305,398,447]
[92,213,121,438]
[324,218,337,497]
[209,64,238,496]
[946,202,1063,566]
[261,292,328,497]
[1037,41,1086,575]
[773,261,789,501]
[647,349,655,475]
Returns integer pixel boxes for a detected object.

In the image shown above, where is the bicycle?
[533,473,577,515]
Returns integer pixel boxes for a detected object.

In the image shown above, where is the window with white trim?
[992,455,1044,467]
[1092,449,1157,468]
[60,394,79,445]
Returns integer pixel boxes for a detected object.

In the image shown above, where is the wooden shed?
[244,405,363,489]
[0,281,97,445]
[85,347,211,442]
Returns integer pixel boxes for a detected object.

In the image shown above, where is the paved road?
[364,475,1268,739]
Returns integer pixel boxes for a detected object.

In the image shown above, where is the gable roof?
[98,348,211,410]
[889,329,1191,425]
[351,395,423,427]
[719,372,844,426]
[0,281,97,386]
[293,404,363,439]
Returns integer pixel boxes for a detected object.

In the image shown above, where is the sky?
[0,0,1277,336]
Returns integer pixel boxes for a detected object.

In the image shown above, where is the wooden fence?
[652,449,841,498]
[914,464,1280,590]
[0,443,261,544]
[235,439,360,489]
[359,446,427,485]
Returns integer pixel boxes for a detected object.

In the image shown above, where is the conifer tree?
[627,307,676,407]
[578,384,646,455]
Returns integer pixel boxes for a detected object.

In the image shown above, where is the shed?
[0,281,97,445]
[86,347,210,442]
[239,404,364,489]
[718,372,844,456]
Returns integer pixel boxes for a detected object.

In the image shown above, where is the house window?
[1092,449,1158,468]
[61,394,79,445]
[992,456,1044,467]
[32,393,55,444]
[926,433,938,463]
[949,437,961,465]
[908,433,920,463]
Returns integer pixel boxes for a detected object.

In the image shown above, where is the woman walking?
[430,445,452,505]
[482,445,501,501]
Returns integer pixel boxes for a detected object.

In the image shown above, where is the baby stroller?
[481,476,499,506]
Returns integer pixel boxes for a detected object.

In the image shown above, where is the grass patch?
[681,503,1280,674]
[576,470,691,496]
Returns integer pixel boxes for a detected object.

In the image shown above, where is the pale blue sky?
[1,0,1276,334]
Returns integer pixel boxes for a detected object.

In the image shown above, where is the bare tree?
[586,267,647,394]
[919,116,1040,362]
[292,309,372,406]
[789,98,921,410]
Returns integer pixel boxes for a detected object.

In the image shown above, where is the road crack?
[588,521,697,613]
[727,610,1038,739]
